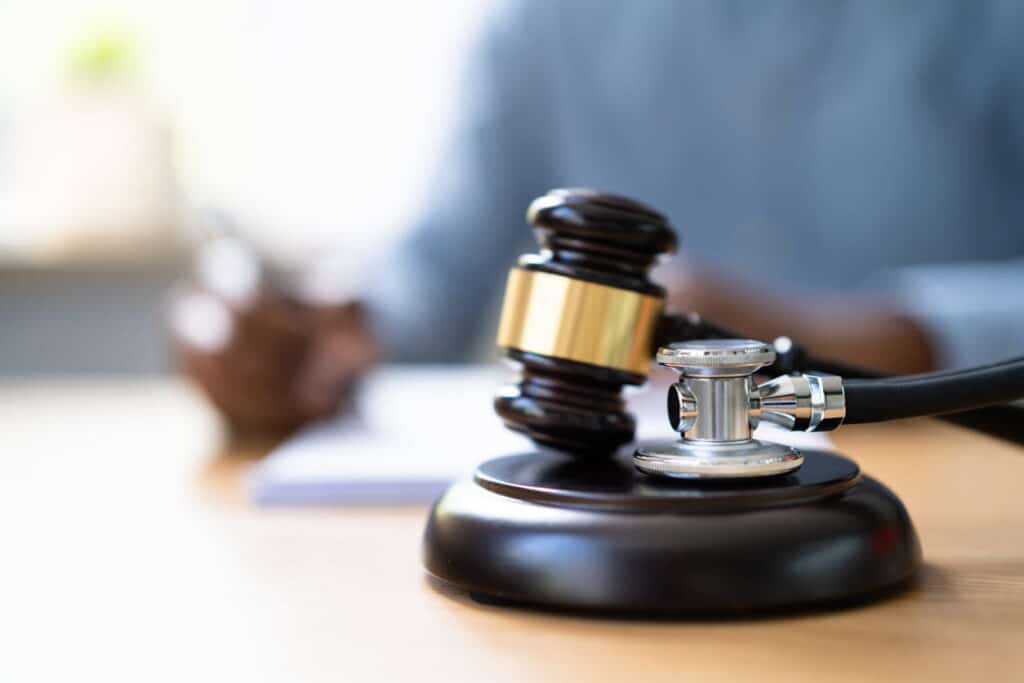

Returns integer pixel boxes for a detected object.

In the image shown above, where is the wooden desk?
[2,378,1022,682]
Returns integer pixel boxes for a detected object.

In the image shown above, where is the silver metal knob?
[658,340,771,443]
[635,339,846,480]
[656,338,775,373]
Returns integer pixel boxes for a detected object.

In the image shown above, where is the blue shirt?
[367,0,1024,368]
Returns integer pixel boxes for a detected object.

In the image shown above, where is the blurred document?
[249,366,528,505]
[249,366,832,506]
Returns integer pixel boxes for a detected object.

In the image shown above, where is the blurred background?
[0,0,492,376]
[5,0,1024,391]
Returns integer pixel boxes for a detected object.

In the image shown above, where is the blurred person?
[174,0,1024,433]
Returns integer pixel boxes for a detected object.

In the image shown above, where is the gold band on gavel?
[495,268,663,376]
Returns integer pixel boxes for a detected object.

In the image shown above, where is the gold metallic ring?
[496,268,663,376]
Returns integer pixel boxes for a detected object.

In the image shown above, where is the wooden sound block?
[423,447,921,616]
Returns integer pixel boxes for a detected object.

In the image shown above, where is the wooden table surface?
[2,377,1022,682]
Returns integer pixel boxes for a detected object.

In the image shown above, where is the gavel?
[493,188,675,455]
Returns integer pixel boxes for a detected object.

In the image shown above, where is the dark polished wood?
[424,448,920,615]
[495,189,677,455]
[525,187,676,292]
[494,349,643,454]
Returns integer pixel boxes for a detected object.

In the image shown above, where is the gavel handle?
[655,312,1024,444]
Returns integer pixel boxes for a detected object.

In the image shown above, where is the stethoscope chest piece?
[636,339,845,480]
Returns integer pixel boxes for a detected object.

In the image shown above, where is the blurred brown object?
[660,260,937,376]
[169,234,378,437]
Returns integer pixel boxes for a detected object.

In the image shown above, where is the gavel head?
[494,188,677,455]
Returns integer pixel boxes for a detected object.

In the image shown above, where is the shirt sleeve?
[362,1,560,362]
[884,259,1024,369]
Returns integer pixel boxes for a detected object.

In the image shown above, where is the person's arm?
[661,262,937,375]
[663,253,1024,375]
[363,2,561,362]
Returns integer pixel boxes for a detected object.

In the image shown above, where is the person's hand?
[171,288,378,435]
[169,273,378,437]
[659,260,936,375]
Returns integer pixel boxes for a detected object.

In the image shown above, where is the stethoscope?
[637,337,1024,479]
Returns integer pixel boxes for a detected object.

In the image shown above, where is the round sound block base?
[423,447,921,616]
